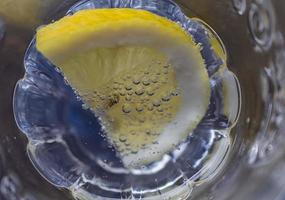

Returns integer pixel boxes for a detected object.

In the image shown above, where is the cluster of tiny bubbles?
[12,0,241,199]
[83,57,182,156]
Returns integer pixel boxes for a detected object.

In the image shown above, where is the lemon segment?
[36,8,210,168]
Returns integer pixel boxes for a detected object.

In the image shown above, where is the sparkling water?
[13,0,240,199]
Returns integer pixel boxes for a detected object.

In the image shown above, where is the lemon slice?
[36,8,210,168]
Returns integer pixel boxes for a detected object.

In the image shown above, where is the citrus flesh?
[36,8,210,168]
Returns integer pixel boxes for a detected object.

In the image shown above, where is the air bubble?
[162,94,171,102]
[82,103,89,110]
[108,93,119,106]
[113,85,120,90]
[99,95,106,100]
[171,90,180,96]
[125,96,132,101]
[139,117,145,123]
[125,85,132,90]
[152,99,161,107]
[119,135,127,142]
[119,91,126,96]
[142,78,151,86]
[131,131,136,135]
[152,141,159,145]
[136,105,144,112]
[157,107,164,112]
[131,150,138,154]
[146,88,155,96]
[144,98,150,102]
[135,87,145,95]
[133,78,141,85]
[147,104,154,111]
[127,91,133,95]
[122,104,132,113]
[146,130,151,135]
[151,76,158,83]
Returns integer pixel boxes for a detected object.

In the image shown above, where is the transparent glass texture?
[0,0,284,200]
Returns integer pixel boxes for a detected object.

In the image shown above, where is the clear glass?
[0,0,284,200]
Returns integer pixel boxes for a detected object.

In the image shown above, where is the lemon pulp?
[36,8,210,168]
